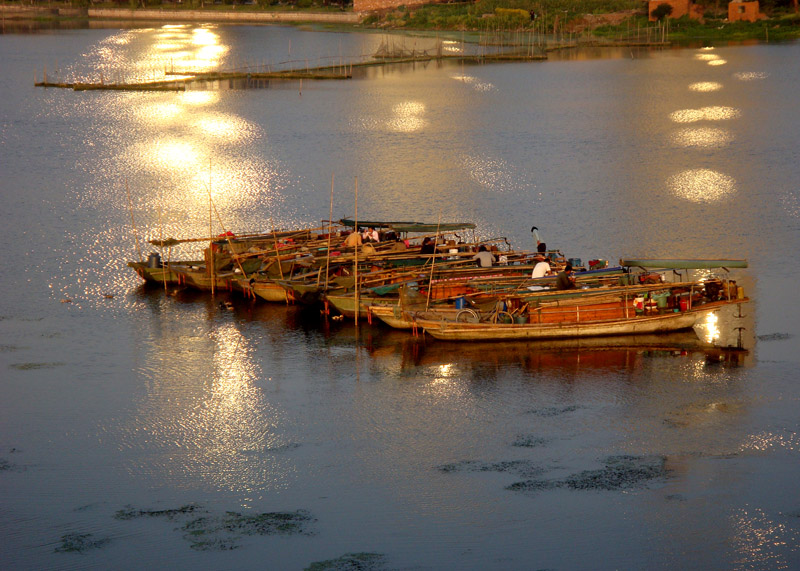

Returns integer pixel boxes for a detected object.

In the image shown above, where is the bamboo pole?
[426,211,442,311]
[125,179,143,262]
[159,191,167,293]
[353,176,359,327]
[271,217,284,280]
[208,191,249,280]
[208,164,215,297]
[325,173,334,290]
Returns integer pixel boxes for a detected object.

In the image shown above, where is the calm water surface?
[1,24,799,570]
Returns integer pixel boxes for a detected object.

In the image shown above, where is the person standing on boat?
[555,263,576,290]
[472,245,496,268]
[420,237,436,255]
[531,255,551,278]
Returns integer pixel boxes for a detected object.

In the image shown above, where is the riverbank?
[0,4,364,25]
[2,2,799,42]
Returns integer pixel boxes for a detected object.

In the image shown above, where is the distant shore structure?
[0,5,364,24]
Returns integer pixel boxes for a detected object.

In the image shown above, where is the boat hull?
[417,300,746,341]
[128,261,184,285]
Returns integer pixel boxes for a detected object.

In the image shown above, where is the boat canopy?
[619,258,748,269]
[338,218,476,234]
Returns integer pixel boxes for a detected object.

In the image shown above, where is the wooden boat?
[128,260,192,286]
[239,277,296,303]
[336,264,626,323]
[414,280,749,341]
[338,218,476,234]
[416,299,746,341]
[620,258,748,270]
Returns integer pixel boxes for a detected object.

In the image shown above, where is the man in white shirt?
[531,255,551,278]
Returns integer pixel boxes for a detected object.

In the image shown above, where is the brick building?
[728,0,768,22]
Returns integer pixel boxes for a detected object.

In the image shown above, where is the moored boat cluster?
[129,219,750,344]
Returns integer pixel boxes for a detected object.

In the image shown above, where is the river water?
[1,23,799,570]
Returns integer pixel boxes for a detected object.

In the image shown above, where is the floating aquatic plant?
[305,552,388,571]
[507,455,670,493]
[55,532,110,553]
[114,504,205,520]
[438,459,545,478]
[10,362,65,370]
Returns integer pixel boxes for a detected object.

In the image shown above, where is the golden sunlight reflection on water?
[181,91,219,106]
[694,311,721,344]
[689,81,723,92]
[82,24,226,84]
[441,40,463,54]
[126,322,296,493]
[734,71,769,81]
[389,101,427,132]
[462,154,526,193]
[96,25,298,229]
[449,73,495,92]
[671,126,732,148]
[669,106,741,123]
[193,113,258,142]
[668,168,736,203]
[730,507,800,569]
[695,53,720,61]
[739,431,800,453]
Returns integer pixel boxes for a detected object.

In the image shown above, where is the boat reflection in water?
[320,320,752,374]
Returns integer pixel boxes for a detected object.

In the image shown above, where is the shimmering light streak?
[193,113,256,142]
[192,27,219,47]
[463,155,520,192]
[181,91,219,106]
[450,73,495,92]
[668,168,736,202]
[689,81,722,92]
[729,507,799,569]
[739,431,800,452]
[137,102,185,123]
[694,311,721,343]
[442,40,463,54]
[671,126,732,148]
[695,53,720,61]
[154,42,183,52]
[389,101,426,132]
[152,140,203,172]
[708,59,727,66]
[734,71,769,81]
[669,106,741,123]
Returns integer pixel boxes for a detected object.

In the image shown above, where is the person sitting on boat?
[420,237,436,255]
[362,227,380,243]
[531,255,551,278]
[343,231,362,248]
[472,245,496,268]
[555,263,576,290]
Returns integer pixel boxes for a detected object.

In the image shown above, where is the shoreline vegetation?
[2,0,799,43]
